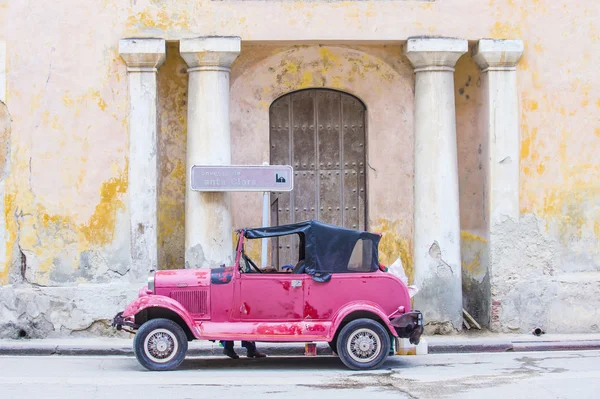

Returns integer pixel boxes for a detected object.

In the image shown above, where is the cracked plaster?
[0,0,599,336]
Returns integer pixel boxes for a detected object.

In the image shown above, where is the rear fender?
[329,302,398,340]
[122,295,200,339]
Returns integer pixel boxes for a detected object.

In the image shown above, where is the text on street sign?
[191,165,294,192]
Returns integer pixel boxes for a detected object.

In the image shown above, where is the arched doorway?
[269,89,367,265]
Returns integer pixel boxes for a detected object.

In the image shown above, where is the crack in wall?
[429,241,454,276]
[19,248,26,281]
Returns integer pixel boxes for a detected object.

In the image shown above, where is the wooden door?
[269,89,367,267]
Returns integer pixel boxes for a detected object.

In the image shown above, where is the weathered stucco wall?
[157,42,188,271]
[229,44,415,280]
[0,0,598,336]
[454,53,489,327]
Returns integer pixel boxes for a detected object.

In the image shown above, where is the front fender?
[122,295,200,339]
[329,301,398,340]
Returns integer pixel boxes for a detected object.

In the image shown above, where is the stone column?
[473,39,524,225]
[472,39,524,330]
[405,37,467,332]
[180,37,241,269]
[119,38,166,276]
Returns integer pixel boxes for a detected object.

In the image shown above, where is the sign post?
[261,162,270,267]
[191,164,294,268]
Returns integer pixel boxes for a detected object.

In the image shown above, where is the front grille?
[170,290,208,315]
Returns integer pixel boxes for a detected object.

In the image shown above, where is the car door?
[239,273,306,321]
[303,238,374,320]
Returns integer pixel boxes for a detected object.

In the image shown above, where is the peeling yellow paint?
[1,192,17,284]
[126,8,190,32]
[80,172,128,245]
[462,255,482,274]
[319,47,341,69]
[489,22,522,38]
[90,90,107,111]
[460,230,487,277]
[2,160,128,284]
[536,162,546,175]
[460,231,487,244]
[372,219,413,285]
[300,71,313,87]
[62,92,74,107]
[283,60,299,75]
[520,127,537,161]
[540,184,600,243]
[525,100,539,111]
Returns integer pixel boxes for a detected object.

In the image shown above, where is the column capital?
[180,36,241,72]
[404,37,468,73]
[119,38,166,72]
[472,39,524,72]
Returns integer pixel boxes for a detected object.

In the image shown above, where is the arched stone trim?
[230,45,415,242]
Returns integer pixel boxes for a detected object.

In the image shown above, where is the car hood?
[154,269,212,288]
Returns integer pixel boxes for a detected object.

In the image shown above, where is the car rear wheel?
[336,318,390,370]
[134,318,188,371]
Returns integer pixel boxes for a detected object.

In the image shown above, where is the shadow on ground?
[172,356,410,372]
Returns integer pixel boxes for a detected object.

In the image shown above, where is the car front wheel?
[336,318,390,370]
[134,318,188,371]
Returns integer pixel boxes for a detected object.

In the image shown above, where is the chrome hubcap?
[143,328,178,364]
[346,328,381,363]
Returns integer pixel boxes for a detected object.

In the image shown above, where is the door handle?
[291,280,302,288]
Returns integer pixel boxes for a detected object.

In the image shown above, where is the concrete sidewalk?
[2,333,600,356]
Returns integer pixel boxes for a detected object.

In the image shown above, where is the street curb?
[427,341,514,354]
[511,341,600,352]
[2,340,600,357]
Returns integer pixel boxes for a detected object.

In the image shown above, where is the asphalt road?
[1,350,598,398]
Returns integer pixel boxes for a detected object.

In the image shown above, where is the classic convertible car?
[113,220,423,371]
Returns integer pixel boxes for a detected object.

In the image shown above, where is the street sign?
[190,165,294,192]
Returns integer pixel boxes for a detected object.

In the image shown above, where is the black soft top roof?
[243,220,381,273]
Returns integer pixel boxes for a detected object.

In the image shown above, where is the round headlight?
[147,270,155,293]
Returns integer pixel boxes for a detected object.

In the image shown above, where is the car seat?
[292,259,306,274]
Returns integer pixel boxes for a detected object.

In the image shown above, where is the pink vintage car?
[113,220,423,371]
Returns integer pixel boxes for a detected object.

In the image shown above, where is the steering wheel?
[242,253,262,273]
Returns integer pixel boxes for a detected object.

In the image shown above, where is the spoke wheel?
[346,328,382,363]
[336,318,390,370]
[143,328,179,364]
[134,318,188,371]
